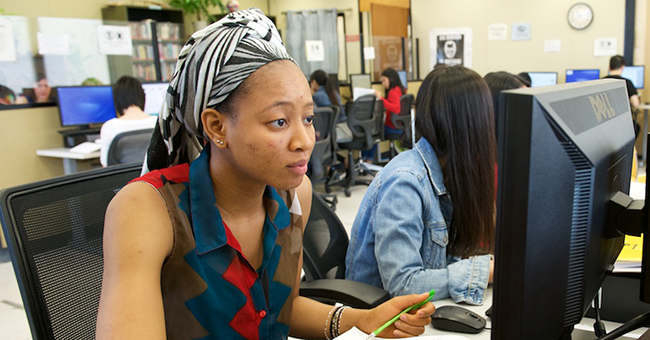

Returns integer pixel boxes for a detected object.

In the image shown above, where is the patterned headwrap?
[143,8,294,174]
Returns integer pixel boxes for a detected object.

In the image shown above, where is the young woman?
[309,69,352,142]
[96,8,433,340]
[362,67,406,161]
[346,65,496,305]
[99,76,157,167]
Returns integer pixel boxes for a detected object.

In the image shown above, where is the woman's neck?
[208,149,266,222]
[119,106,149,120]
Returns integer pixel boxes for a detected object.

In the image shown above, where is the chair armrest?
[299,279,390,309]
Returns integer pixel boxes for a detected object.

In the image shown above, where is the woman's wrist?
[337,307,369,335]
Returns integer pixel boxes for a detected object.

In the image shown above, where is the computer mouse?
[431,305,486,334]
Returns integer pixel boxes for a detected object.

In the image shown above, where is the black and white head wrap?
[143,7,294,174]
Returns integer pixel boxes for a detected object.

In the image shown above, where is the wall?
[412,0,626,80]
[268,0,362,76]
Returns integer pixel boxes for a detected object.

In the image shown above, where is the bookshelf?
[101,5,185,82]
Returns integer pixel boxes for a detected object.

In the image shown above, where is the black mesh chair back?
[309,106,338,181]
[343,95,378,150]
[106,128,154,166]
[302,192,349,281]
[384,94,415,156]
[0,164,142,340]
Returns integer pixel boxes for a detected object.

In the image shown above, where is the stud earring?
[215,139,224,145]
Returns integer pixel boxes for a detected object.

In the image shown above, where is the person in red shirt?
[362,68,406,161]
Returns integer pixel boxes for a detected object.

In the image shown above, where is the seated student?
[517,72,532,87]
[310,69,351,142]
[23,75,57,103]
[362,67,406,161]
[96,8,434,340]
[0,85,16,105]
[346,65,495,304]
[604,55,640,111]
[98,76,157,167]
[484,71,526,139]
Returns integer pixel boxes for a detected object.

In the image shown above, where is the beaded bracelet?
[332,305,350,338]
[329,306,343,339]
[324,305,337,340]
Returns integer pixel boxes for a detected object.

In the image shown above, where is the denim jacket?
[345,138,490,304]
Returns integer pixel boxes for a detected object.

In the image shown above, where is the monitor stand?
[58,125,101,147]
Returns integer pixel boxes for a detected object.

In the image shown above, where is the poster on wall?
[97,25,133,56]
[372,36,403,81]
[430,27,472,69]
[511,23,532,41]
[305,40,325,62]
[594,38,617,57]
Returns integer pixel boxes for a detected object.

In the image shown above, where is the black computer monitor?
[566,69,600,83]
[57,86,116,128]
[349,74,372,90]
[492,79,635,339]
[397,70,408,89]
[527,72,558,87]
[620,65,645,89]
[142,82,168,115]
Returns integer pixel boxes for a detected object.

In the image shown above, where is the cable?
[593,292,607,337]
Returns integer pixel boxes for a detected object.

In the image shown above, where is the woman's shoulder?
[131,164,191,190]
[376,149,427,184]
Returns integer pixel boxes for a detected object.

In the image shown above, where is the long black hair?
[484,71,525,138]
[381,68,406,97]
[415,65,496,257]
[310,70,339,106]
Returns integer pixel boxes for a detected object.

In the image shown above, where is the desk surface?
[36,148,100,160]
[423,288,646,339]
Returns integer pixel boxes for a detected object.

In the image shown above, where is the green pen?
[365,289,436,340]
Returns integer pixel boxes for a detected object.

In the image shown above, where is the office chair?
[326,95,382,197]
[0,163,142,340]
[309,106,339,210]
[300,192,390,308]
[106,128,153,166]
[383,94,415,159]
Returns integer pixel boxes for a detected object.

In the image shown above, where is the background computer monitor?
[397,70,408,89]
[492,79,634,339]
[349,74,372,90]
[142,82,168,115]
[620,65,645,89]
[527,72,558,87]
[57,86,116,128]
[565,69,600,83]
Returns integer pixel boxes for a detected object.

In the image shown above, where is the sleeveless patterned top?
[132,148,304,339]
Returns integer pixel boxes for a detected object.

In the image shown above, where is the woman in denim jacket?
[346,65,496,305]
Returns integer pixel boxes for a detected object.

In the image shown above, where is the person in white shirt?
[99,76,158,167]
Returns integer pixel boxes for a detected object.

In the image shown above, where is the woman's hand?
[360,293,435,338]
[374,89,383,98]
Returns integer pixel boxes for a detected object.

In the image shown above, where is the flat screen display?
[565,69,600,83]
[397,70,408,89]
[620,65,645,89]
[57,86,116,127]
[142,82,168,115]
[350,74,372,90]
[528,72,558,87]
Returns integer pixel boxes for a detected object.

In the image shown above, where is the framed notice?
[430,27,472,69]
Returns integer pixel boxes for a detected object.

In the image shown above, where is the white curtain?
[286,9,339,77]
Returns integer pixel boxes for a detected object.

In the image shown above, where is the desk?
[639,103,650,167]
[36,148,100,175]
[424,288,646,339]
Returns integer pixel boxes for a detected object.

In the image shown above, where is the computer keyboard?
[69,142,101,154]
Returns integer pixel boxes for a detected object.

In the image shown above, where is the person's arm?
[99,124,110,167]
[288,176,434,338]
[372,171,490,305]
[96,182,174,339]
[381,88,402,114]
[630,94,640,111]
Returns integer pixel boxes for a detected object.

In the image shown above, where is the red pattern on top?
[129,164,191,188]
[222,223,263,340]
[383,87,403,129]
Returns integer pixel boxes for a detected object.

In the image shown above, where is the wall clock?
[568,3,594,30]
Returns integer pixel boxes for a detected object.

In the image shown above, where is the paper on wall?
[544,39,561,53]
[0,17,17,62]
[363,46,375,60]
[97,25,133,56]
[487,23,507,41]
[594,38,617,57]
[511,22,531,41]
[305,40,325,62]
[37,32,70,55]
